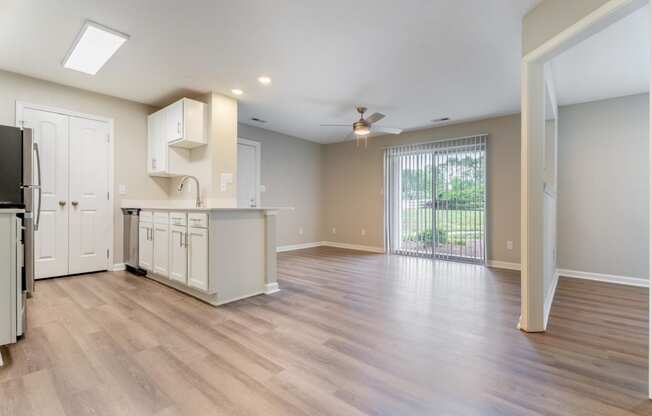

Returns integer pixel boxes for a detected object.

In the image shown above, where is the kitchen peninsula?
[122,202,287,306]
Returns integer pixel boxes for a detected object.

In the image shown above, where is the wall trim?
[320,241,386,253]
[557,268,649,288]
[277,242,322,252]
[486,260,522,271]
[111,263,126,272]
[265,282,280,294]
[544,271,560,330]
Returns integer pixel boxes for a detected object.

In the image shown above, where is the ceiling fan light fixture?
[354,124,370,136]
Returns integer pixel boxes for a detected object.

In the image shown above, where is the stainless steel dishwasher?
[122,208,146,275]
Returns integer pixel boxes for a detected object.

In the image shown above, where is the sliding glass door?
[384,135,487,263]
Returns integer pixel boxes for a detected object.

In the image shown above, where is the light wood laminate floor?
[1,246,650,415]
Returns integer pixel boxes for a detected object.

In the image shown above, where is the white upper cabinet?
[147,98,207,177]
[165,98,207,149]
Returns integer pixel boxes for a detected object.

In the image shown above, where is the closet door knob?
[59,201,66,207]
[71,201,79,206]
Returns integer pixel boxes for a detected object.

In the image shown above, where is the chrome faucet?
[177,176,202,208]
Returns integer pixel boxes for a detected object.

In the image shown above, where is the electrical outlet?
[299,227,304,235]
[331,227,337,235]
[507,240,514,250]
[361,228,366,236]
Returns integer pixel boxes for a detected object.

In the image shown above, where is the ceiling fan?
[320,106,403,147]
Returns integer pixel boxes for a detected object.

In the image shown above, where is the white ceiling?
[0,0,540,143]
[551,5,650,107]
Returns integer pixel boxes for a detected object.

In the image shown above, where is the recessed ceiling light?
[257,76,271,85]
[231,89,244,96]
[63,20,129,75]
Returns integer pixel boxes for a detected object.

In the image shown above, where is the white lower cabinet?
[138,222,153,271]
[153,222,170,277]
[1,213,21,347]
[169,225,188,284]
[141,211,209,293]
[188,227,209,291]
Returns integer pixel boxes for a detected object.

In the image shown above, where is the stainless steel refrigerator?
[0,125,41,302]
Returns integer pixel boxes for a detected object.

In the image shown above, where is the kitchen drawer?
[188,213,208,228]
[140,211,153,223]
[153,212,170,224]
[170,212,187,227]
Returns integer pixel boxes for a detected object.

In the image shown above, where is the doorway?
[16,103,113,279]
[237,138,261,208]
[384,135,487,263]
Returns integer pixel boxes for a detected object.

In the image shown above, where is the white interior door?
[237,139,260,208]
[21,108,69,279]
[68,117,110,275]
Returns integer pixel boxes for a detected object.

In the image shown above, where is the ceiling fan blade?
[365,112,386,124]
[320,123,352,127]
[371,126,403,135]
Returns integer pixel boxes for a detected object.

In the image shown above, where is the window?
[384,135,487,263]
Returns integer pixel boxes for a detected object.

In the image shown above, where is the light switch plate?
[118,184,127,195]
[260,185,267,193]
[220,173,233,192]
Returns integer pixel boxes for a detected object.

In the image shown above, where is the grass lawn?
[401,207,484,233]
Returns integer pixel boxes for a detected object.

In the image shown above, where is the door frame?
[520,0,651,397]
[237,138,262,207]
[15,101,115,271]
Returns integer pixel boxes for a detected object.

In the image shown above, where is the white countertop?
[0,209,25,214]
[120,200,292,212]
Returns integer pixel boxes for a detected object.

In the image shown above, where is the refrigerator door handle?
[33,142,42,231]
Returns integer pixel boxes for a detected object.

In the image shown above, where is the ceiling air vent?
[251,117,267,124]
[431,117,451,123]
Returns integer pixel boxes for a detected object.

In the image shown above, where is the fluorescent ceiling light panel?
[63,21,129,75]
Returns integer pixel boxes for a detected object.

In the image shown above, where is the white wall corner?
[543,270,560,329]
[265,282,280,295]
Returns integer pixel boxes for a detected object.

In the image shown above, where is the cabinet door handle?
[152,158,157,170]
[177,122,181,135]
[180,232,183,248]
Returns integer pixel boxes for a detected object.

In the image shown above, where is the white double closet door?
[20,107,111,279]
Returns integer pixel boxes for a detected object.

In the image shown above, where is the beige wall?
[0,69,165,264]
[322,114,522,264]
[238,124,323,247]
[557,93,649,280]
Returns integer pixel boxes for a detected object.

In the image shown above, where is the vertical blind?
[384,135,487,263]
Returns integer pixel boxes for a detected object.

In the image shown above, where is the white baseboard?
[543,271,560,329]
[276,241,385,254]
[277,242,322,252]
[557,268,649,288]
[486,260,521,271]
[111,263,126,272]
[265,282,280,294]
[320,241,386,254]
